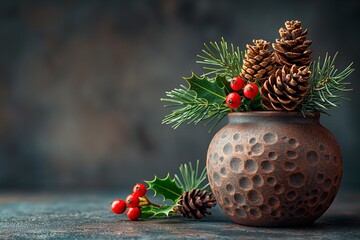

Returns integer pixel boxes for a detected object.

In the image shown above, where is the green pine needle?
[162,38,354,130]
[197,37,244,78]
[298,53,354,115]
[174,160,210,192]
[161,85,230,131]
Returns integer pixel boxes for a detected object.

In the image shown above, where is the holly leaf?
[184,73,226,104]
[215,74,232,94]
[152,205,176,218]
[145,173,183,203]
[140,205,176,220]
[140,206,156,219]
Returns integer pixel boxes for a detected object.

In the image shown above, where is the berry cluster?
[111,183,147,221]
[226,77,259,109]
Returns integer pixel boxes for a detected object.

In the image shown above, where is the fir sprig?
[161,85,230,130]
[174,160,209,192]
[298,53,354,115]
[162,38,354,130]
[197,37,244,78]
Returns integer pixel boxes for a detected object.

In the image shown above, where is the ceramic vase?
[206,112,342,227]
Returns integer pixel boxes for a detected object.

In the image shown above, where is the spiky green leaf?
[145,173,183,203]
[215,74,232,94]
[184,73,226,104]
[140,205,176,220]
[140,206,156,219]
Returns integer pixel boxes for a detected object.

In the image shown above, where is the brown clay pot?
[206,112,342,227]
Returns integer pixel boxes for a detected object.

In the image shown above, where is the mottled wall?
[0,0,359,190]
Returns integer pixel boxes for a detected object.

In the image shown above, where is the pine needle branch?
[161,85,230,130]
[197,37,244,78]
[174,160,210,192]
[298,53,354,115]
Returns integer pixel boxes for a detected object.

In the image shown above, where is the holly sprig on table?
[110,160,216,221]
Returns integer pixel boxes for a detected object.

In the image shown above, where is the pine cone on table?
[261,65,311,111]
[177,189,216,219]
[241,39,276,86]
[273,20,312,67]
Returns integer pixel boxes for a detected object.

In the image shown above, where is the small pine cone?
[261,65,311,111]
[241,39,276,86]
[273,20,312,67]
[177,189,216,219]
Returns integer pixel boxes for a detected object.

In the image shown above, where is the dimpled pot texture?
[206,112,342,227]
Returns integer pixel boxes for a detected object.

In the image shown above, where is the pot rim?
[228,111,320,118]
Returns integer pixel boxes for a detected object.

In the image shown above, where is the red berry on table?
[127,207,141,221]
[243,83,259,99]
[133,183,147,197]
[111,199,126,214]
[226,92,242,109]
[125,194,140,208]
[230,77,245,91]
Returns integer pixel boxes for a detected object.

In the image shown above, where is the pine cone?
[273,20,312,67]
[261,65,311,111]
[177,189,216,219]
[241,39,276,86]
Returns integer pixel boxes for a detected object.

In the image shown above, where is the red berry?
[226,92,242,109]
[111,199,126,214]
[243,83,259,99]
[125,194,140,208]
[127,207,141,221]
[133,183,147,197]
[230,77,245,91]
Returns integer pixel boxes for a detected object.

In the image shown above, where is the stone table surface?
[0,190,359,239]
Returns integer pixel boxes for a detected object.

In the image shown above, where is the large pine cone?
[273,20,312,67]
[177,189,216,219]
[261,65,311,111]
[241,39,276,86]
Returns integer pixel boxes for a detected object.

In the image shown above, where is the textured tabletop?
[1,190,359,239]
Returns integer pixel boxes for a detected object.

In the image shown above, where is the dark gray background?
[0,0,359,191]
